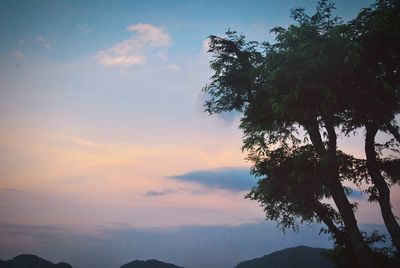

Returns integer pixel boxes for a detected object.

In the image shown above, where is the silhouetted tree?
[340,0,400,251]
[202,0,400,267]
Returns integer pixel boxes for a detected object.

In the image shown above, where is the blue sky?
[2,1,397,267]
[0,0,373,59]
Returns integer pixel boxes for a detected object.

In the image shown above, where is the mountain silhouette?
[235,246,334,268]
[0,254,72,268]
[120,259,183,268]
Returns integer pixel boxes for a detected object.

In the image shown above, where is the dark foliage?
[203,0,400,267]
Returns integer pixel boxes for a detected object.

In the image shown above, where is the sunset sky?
[1,1,398,267]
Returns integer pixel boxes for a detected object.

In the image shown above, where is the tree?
[202,0,400,267]
[246,145,360,247]
[340,0,400,251]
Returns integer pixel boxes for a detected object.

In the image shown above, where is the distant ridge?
[120,259,183,268]
[0,254,72,268]
[235,246,334,268]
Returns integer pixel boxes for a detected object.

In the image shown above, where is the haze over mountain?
[0,254,72,268]
[0,247,335,268]
[235,246,334,268]
[120,259,183,268]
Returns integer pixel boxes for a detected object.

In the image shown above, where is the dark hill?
[0,254,72,268]
[120,259,183,268]
[235,246,334,268]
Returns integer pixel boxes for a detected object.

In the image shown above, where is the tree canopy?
[202,1,400,267]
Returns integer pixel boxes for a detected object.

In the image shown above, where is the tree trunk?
[327,178,374,268]
[312,201,360,267]
[312,201,348,247]
[365,123,400,251]
[305,119,375,268]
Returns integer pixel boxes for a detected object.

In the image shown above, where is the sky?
[1,0,398,267]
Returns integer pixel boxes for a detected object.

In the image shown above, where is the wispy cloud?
[145,188,178,197]
[35,35,52,50]
[167,64,182,72]
[170,167,256,191]
[76,24,92,33]
[73,138,96,148]
[95,23,171,67]
[144,187,208,197]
